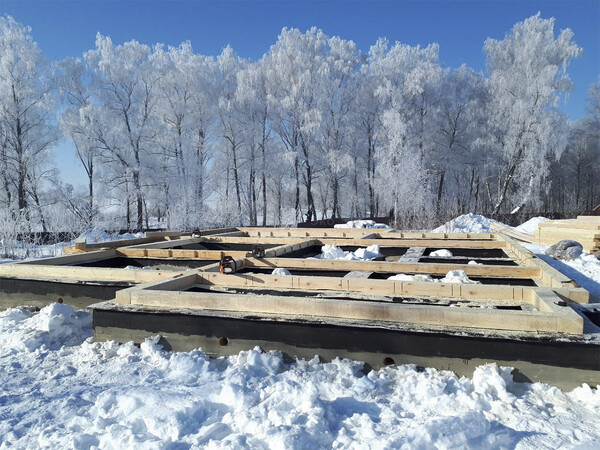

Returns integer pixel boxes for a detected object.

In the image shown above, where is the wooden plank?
[116,273,197,304]
[119,237,206,250]
[0,262,178,284]
[489,224,534,243]
[240,227,374,239]
[243,257,540,278]
[539,221,600,230]
[204,236,507,249]
[383,232,495,239]
[117,249,246,259]
[11,249,118,266]
[577,216,600,221]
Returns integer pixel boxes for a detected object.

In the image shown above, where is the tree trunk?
[436,170,445,214]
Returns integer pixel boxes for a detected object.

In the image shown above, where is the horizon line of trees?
[0,13,598,238]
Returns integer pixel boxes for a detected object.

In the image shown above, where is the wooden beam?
[489,224,533,243]
[119,237,207,250]
[239,227,375,239]
[11,249,118,266]
[243,257,540,279]
[203,236,506,249]
[0,262,179,284]
[382,232,495,240]
[116,248,246,259]
[239,227,496,240]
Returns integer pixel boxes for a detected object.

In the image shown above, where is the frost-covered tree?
[370,38,442,226]
[433,65,489,214]
[84,34,163,230]
[0,16,57,225]
[59,57,98,227]
[484,13,581,213]
[155,42,217,229]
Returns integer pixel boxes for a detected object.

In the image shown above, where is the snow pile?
[1,304,599,448]
[124,265,153,270]
[315,244,383,261]
[78,230,144,244]
[440,270,480,284]
[334,220,389,229]
[387,274,434,282]
[271,268,291,276]
[429,249,453,257]
[515,216,548,234]
[0,303,91,352]
[387,270,478,284]
[432,214,504,233]
[468,260,482,265]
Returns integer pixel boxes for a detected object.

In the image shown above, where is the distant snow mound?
[515,217,548,234]
[271,268,291,276]
[432,214,503,233]
[334,220,389,229]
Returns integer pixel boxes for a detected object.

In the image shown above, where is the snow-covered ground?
[1,215,600,447]
[1,303,599,449]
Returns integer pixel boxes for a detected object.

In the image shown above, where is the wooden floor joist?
[203,236,507,249]
[242,257,541,279]
[240,227,496,240]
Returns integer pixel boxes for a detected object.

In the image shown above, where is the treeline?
[0,14,598,236]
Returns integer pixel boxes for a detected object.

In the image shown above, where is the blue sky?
[1,0,598,186]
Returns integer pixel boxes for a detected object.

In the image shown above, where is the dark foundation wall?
[92,306,600,389]
[0,278,124,310]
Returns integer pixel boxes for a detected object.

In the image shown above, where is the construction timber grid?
[1,226,598,388]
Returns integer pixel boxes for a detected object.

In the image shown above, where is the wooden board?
[243,257,540,279]
[203,236,506,249]
[0,262,180,284]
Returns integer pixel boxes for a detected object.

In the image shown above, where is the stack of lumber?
[489,223,534,243]
[535,216,600,253]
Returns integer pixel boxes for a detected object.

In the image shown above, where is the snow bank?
[429,249,453,257]
[515,216,548,234]
[315,244,383,261]
[334,220,389,229]
[1,303,599,448]
[432,213,504,233]
[78,230,144,244]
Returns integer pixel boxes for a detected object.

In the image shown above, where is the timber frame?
[2,227,596,336]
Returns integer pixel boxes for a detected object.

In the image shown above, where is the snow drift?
[0,304,599,448]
